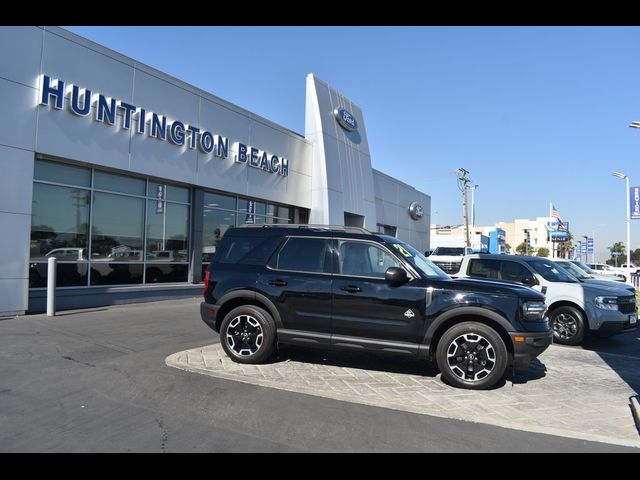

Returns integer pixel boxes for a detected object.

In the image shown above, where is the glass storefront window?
[90,263,144,285]
[94,171,146,196]
[238,198,266,217]
[91,192,144,261]
[149,181,190,203]
[30,183,90,260]
[34,159,91,187]
[202,209,237,263]
[204,192,236,211]
[146,201,189,262]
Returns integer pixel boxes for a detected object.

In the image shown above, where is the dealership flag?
[550,203,565,229]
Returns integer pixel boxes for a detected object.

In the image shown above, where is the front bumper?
[200,301,219,332]
[589,306,637,335]
[592,317,638,335]
[510,331,553,371]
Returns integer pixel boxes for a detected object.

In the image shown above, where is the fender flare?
[217,289,284,329]
[421,306,515,355]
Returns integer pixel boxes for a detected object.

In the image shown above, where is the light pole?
[470,184,479,228]
[612,171,631,284]
[583,235,588,263]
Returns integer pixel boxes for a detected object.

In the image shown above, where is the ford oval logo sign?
[333,107,358,132]
[408,202,424,221]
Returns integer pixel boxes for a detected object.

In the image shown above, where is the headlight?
[594,296,618,310]
[522,301,547,321]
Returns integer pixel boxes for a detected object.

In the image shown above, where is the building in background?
[0,27,430,315]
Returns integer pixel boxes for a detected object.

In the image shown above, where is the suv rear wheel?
[549,305,585,346]
[436,322,508,390]
[220,305,276,364]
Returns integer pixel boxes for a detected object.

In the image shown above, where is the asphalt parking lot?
[1,298,638,452]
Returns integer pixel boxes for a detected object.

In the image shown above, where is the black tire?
[549,306,586,346]
[219,305,276,364]
[436,322,508,390]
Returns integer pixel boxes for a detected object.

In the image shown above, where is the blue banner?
[631,187,640,219]
[587,238,594,254]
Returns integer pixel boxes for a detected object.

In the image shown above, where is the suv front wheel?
[220,305,276,364]
[548,306,585,346]
[436,322,508,390]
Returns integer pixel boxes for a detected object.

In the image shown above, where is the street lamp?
[470,184,479,228]
[612,171,631,283]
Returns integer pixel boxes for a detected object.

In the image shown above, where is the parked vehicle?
[554,260,635,293]
[200,225,552,390]
[428,246,475,274]
[568,261,626,282]
[456,254,638,345]
[621,263,640,275]
[587,263,627,282]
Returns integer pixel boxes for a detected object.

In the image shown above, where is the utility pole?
[457,168,471,247]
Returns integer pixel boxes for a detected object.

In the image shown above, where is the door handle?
[268,279,288,287]
[340,285,362,293]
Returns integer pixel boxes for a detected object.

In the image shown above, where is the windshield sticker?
[393,244,413,258]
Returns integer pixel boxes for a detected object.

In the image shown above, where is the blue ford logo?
[333,107,358,132]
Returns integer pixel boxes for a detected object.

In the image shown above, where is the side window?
[215,235,282,265]
[468,259,500,279]
[338,240,399,278]
[276,237,331,273]
[500,261,534,284]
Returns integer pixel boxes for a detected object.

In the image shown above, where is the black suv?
[200,225,552,390]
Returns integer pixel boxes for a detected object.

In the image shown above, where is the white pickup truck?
[427,246,474,274]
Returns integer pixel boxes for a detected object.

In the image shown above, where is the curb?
[631,396,640,435]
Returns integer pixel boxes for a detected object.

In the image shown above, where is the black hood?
[437,277,545,300]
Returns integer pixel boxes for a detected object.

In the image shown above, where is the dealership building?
[0,26,431,316]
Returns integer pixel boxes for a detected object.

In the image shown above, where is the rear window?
[468,259,500,279]
[276,237,331,273]
[214,235,282,265]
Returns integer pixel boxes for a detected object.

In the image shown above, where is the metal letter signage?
[333,107,358,132]
[631,186,640,220]
[37,75,289,177]
[408,202,424,220]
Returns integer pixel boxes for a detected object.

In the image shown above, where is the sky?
[65,26,640,262]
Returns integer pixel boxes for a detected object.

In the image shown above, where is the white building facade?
[0,26,430,315]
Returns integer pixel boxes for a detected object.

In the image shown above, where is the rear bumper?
[510,331,553,371]
[200,301,219,332]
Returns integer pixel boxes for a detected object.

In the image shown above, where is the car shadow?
[505,358,547,385]
[270,345,440,377]
[578,330,640,396]
[269,345,548,390]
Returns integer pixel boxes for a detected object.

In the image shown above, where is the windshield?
[432,247,465,256]
[524,259,578,283]
[381,237,450,280]
[571,261,596,274]
[555,261,589,279]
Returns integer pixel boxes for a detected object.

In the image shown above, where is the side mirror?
[385,267,409,284]
[522,277,537,287]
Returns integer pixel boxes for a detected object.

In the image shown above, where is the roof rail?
[238,224,371,234]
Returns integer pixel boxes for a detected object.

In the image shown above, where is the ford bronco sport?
[200,225,552,390]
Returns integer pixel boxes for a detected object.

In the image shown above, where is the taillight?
[203,270,210,292]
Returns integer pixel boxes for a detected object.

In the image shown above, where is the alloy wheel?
[446,333,496,382]
[225,315,264,357]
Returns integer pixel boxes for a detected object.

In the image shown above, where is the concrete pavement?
[0,298,637,452]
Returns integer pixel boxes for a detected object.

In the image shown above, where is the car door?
[331,238,426,345]
[258,236,333,340]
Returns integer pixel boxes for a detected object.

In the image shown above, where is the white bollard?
[47,257,57,317]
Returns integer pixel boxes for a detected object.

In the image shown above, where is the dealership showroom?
[0,26,430,316]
